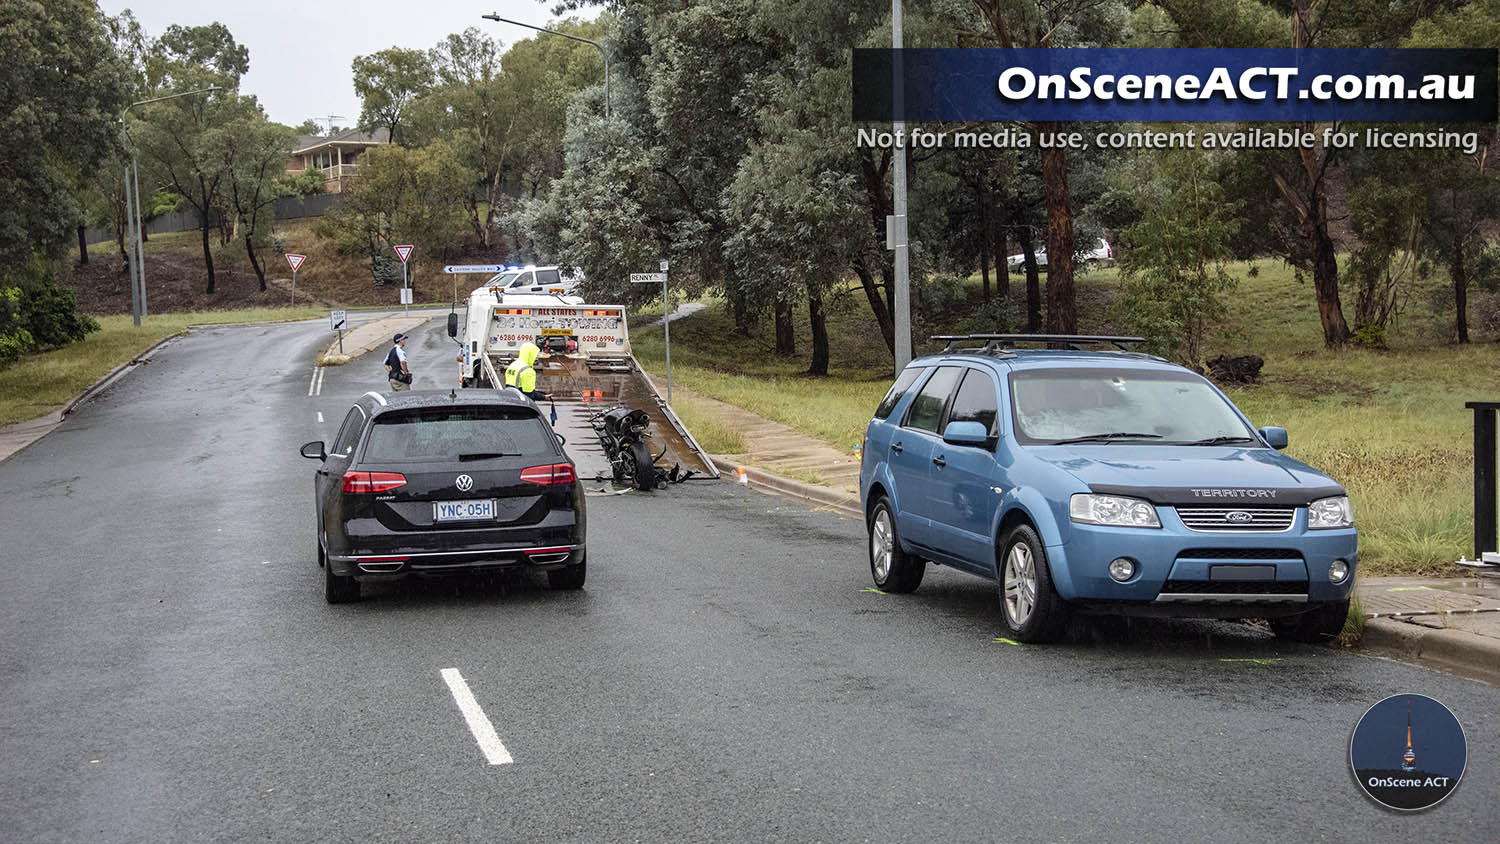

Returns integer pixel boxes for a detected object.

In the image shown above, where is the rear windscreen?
[363,407,553,461]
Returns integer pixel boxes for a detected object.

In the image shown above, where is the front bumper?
[1045,507,1357,609]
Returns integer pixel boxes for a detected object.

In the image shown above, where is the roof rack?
[933,334,1146,355]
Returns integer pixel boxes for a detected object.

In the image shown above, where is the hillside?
[60,218,506,314]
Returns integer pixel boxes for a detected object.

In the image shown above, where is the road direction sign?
[445,265,504,274]
[630,273,667,283]
[330,310,346,331]
[394,244,414,263]
[285,253,306,272]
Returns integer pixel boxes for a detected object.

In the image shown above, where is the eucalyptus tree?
[352,47,434,147]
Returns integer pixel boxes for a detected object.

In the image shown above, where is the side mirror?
[1258,426,1289,450]
[447,312,459,338]
[300,440,327,461]
[942,420,990,447]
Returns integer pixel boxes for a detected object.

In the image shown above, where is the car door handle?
[932,455,946,467]
[890,442,903,453]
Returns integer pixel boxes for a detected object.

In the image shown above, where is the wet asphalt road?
[1,316,1497,843]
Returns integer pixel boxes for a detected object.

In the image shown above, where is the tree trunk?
[140,218,148,243]
[115,223,127,265]
[1312,225,1350,347]
[1453,238,1470,344]
[995,222,1010,299]
[199,179,217,294]
[978,185,991,305]
[1022,237,1041,332]
[853,256,896,354]
[246,235,266,291]
[807,284,829,376]
[1041,143,1076,335]
[77,226,88,265]
[774,298,796,355]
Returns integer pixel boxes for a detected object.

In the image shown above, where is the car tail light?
[342,471,407,493]
[520,463,576,485]
[1107,244,1113,258]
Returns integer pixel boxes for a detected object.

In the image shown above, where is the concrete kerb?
[1359,618,1500,686]
[711,455,862,519]
[318,314,435,366]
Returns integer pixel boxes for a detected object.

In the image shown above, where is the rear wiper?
[1051,432,1163,445]
[458,452,514,461]
[1183,435,1258,446]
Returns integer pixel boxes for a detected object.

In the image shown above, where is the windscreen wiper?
[1183,435,1258,446]
[458,452,515,461]
[1051,432,1164,445]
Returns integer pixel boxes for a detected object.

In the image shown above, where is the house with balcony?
[284,127,390,193]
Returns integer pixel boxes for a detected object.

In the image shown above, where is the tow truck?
[447,283,717,486]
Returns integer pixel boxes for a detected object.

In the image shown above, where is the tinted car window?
[331,407,366,458]
[535,269,561,286]
[903,366,963,433]
[948,369,999,435]
[874,367,924,420]
[363,407,553,461]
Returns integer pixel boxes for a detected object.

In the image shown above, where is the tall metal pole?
[891,0,912,371]
[131,160,147,317]
[124,163,140,327]
[662,262,672,403]
[482,13,609,119]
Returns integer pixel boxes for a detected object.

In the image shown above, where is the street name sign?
[630,273,667,283]
[445,265,504,274]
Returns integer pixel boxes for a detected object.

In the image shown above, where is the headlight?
[1069,494,1161,528]
[1308,495,1354,530]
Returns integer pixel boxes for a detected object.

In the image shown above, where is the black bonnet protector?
[1088,483,1345,507]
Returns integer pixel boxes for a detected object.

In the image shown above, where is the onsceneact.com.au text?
[997,67,1477,103]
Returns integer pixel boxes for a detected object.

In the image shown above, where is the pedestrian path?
[673,386,862,494]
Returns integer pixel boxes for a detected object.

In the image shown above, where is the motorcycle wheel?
[629,440,655,491]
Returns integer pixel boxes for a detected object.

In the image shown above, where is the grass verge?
[0,308,323,426]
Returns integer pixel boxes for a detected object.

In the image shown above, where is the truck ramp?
[485,353,716,485]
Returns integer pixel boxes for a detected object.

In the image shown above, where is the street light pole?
[891,0,911,371]
[119,86,221,327]
[482,13,609,119]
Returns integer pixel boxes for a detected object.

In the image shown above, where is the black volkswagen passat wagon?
[300,390,586,603]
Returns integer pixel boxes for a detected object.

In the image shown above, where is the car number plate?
[434,499,496,522]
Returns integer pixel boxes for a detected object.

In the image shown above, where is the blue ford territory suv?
[859,335,1357,643]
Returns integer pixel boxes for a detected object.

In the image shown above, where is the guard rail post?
[1467,401,1500,557]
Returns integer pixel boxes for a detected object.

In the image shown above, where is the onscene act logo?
[1349,694,1466,811]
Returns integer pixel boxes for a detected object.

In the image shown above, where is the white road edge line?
[315,367,325,396]
[440,668,513,765]
[307,366,317,397]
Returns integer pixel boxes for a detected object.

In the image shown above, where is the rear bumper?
[329,544,583,579]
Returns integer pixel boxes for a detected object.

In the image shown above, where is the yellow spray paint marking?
[992,637,1021,646]
[1388,586,1435,592]
[1219,657,1282,665]
[859,587,887,595]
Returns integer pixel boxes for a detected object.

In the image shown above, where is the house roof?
[292,127,390,154]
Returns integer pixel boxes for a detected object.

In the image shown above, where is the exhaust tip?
[357,561,406,574]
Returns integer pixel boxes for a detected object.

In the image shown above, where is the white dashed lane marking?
[440,668,513,765]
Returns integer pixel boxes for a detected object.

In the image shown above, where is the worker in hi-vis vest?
[504,342,548,401]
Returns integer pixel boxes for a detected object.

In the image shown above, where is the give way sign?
[394,244,414,263]
[285,253,306,272]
